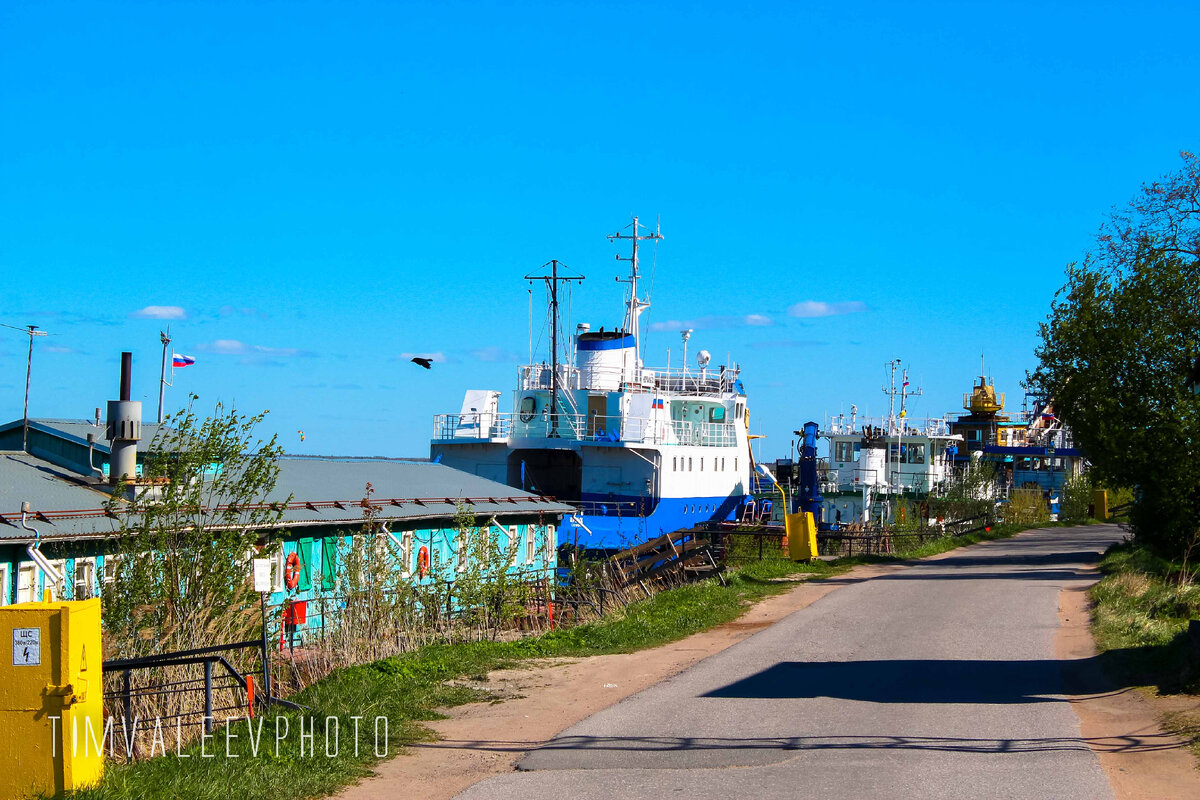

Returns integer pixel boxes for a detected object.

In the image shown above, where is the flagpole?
[158,328,171,424]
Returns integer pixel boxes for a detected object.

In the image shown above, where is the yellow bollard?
[0,597,104,798]
[1093,489,1110,520]
[786,511,819,562]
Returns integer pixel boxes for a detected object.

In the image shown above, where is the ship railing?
[432,414,512,440]
[490,412,739,447]
[825,415,953,437]
[518,363,581,391]
[644,366,737,396]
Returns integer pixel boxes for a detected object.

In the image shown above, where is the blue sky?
[2,0,1198,459]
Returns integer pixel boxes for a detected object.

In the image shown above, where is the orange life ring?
[284,551,301,590]
[417,546,430,578]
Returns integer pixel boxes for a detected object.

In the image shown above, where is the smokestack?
[106,350,142,484]
[120,351,132,401]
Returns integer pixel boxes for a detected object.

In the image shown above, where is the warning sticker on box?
[13,628,41,666]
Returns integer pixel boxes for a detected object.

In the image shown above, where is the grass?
[1088,540,1200,761]
[64,519,1052,800]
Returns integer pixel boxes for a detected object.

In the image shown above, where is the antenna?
[2,323,50,452]
[525,260,584,437]
[608,215,663,364]
[158,327,172,424]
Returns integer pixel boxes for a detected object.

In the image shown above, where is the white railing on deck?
[825,415,953,437]
[517,362,740,397]
[433,412,738,447]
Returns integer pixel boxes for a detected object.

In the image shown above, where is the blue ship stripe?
[577,335,636,351]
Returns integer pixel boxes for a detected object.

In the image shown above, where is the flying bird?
[411,357,433,369]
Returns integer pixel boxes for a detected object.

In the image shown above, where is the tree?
[1029,152,1200,558]
[102,397,288,656]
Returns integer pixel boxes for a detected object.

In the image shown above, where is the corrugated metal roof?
[0,418,170,453]
[0,452,572,543]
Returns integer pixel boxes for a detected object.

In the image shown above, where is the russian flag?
[172,353,195,368]
[652,398,664,409]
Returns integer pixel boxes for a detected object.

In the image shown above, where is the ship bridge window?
[709,406,726,423]
[906,443,926,464]
[834,441,858,463]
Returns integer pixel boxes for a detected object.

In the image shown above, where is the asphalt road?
[457,524,1127,799]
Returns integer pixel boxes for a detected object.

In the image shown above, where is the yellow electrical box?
[1093,489,1110,520]
[0,597,104,798]
[786,511,819,562]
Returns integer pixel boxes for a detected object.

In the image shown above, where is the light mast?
[607,215,663,364]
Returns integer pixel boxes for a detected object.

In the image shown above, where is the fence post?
[203,660,213,735]
[122,669,133,750]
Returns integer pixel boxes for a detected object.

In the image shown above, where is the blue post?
[798,421,824,525]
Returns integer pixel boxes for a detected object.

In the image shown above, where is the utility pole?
[2,323,50,453]
[525,260,584,437]
[158,328,172,424]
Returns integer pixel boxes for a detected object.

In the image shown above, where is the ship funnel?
[106,351,142,484]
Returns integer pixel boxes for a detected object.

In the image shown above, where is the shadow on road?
[411,730,1183,757]
[701,658,1081,704]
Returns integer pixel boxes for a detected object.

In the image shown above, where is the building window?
[102,554,123,586]
[0,563,9,606]
[17,563,35,604]
[689,457,693,471]
[451,531,464,572]
[269,548,286,593]
[508,526,521,567]
[400,532,414,577]
[545,524,557,565]
[74,558,96,600]
[526,526,536,564]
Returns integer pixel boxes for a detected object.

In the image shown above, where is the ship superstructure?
[820,361,962,525]
[431,217,751,550]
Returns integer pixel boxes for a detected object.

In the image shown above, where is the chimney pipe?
[120,351,132,401]
[107,351,142,484]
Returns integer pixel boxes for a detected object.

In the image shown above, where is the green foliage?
[1090,541,1200,691]
[928,459,997,523]
[101,398,287,656]
[1030,152,1200,558]
[1059,472,1094,523]
[1002,487,1050,526]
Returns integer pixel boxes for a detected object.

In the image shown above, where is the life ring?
[284,552,301,590]
[417,546,430,578]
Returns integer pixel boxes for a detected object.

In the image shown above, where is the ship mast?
[526,260,583,437]
[608,215,662,363]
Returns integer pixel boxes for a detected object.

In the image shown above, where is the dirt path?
[333,561,907,800]
[1057,583,1200,798]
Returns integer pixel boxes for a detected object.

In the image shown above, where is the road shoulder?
[1058,582,1200,798]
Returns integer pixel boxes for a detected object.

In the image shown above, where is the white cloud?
[198,340,312,358]
[131,305,187,320]
[199,339,248,354]
[787,300,868,318]
[253,345,311,358]
[648,314,774,333]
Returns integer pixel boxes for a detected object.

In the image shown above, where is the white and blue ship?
[431,217,752,550]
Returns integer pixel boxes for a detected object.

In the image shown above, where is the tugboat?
[431,217,752,550]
